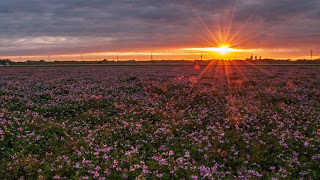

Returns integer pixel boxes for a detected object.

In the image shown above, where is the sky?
[1,0,320,61]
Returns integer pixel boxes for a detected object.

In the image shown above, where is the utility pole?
[151,52,153,61]
[311,50,313,60]
[201,52,203,61]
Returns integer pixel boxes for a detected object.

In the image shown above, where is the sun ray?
[215,60,224,78]
[192,60,217,85]
[230,60,249,81]
[191,8,220,46]
[223,60,231,88]
[216,17,223,45]
[243,60,274,76]
[226,14,253,45]
[194,34,218,47]
[231,30,267,47]
[224,5,237,44]
[224,61,244,125]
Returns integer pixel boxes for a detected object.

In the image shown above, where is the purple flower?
[156,173,163,178]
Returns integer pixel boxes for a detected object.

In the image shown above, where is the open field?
[0,65,320,179]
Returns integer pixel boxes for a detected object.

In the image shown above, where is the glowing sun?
[183,45,251,56]
[214,45,233,54]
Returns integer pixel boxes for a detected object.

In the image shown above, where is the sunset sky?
[1,0,320,61]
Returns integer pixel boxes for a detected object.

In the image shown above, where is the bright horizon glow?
[215,45,232,54]
[183,46,256,54]
[2,47,318,62]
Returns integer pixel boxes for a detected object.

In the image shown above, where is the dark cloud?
[235,0,319,22]
[0,0,319,56]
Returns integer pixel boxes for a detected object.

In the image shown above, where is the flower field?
[0,65,319,179]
